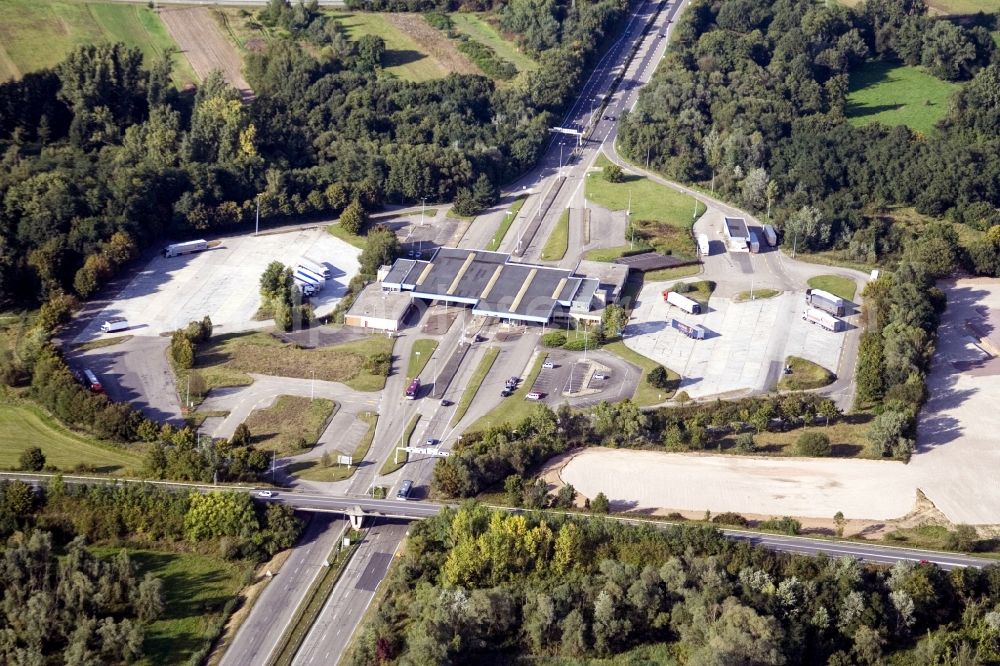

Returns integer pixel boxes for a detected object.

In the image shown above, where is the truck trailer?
[292,278,316,297]
[762,224,778,247]
[670,318,706,339]
[163,240,208,258]
[805,288,846,316]
[294,269,323,291]
[663,290,702,315]
[697,233,710,256]
[803,307,844,332]
[296,265,327,284]
[748,231,761,253]
[299,258,331,280]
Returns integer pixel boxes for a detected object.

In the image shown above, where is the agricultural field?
[846,61,960,135]
[0,0,196,86]
[0,402,142,474]
[449,13,538,74]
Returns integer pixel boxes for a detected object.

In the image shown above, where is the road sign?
[337,455,353,466]
[402,446,450,458]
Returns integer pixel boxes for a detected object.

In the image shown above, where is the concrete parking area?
[73,227,360,343]
[624,285,845,398]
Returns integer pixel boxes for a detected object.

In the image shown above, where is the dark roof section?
[382,259,428,289]
[724,216,749,239]
[613,252,695,272]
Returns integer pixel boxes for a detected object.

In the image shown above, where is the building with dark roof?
[380,247,611,325]
[724,216,750,251]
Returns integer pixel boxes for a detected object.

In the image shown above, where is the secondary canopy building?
[724,216,751,252]
[381,247,613,325]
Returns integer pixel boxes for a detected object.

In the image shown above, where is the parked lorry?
[100,317,129,333]
[748,231,761,253]
[663,290,702,315]
[762,224,778,247]
[163,240,208,258]
[805,288,846,316]
[803,307,844,332]
[296,265,326,283]
[405,378,421,399]
[300,258,331,280]
[697,233,710,256]
[294,269,323,291]
[670,318,706,339]
[292,278,316,297]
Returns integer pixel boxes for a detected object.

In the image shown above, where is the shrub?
[670,281,692,294]
[734,432,756,453]
[647,365,670,388]
[364,351,392,376]
[591,492,610,514]
[603,164,624,183]
[712,512,748,527]
[541,331,567,347]
[19,447,45,471]
[759,516,801,535]
[555,484,576,509]
[796,431,831,456]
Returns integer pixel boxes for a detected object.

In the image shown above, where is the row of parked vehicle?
[292,258,331,297]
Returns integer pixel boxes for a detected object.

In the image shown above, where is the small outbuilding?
[724,216,750,251]
[344,284,412,331]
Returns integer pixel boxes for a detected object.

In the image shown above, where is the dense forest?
[0,0,628,307]
[349,503,1000,665]
[0,479,299,663]
[619,0,1000,272]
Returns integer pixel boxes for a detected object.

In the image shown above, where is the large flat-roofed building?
[381,247,608,325]
[724,216,750,251]
[344,284,412,331]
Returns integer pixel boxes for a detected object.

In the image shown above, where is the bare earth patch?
[383,13,479,76]
[158,7,250,96]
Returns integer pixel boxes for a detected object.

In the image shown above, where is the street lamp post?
[420,198,426,227]
[255,194,261,236]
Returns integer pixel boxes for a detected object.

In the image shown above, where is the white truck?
[806,288,846,316]
[697,233,710,256]
[803,307,844,332]
[299,258,331,280]
[748,231,761,253]
[293,278,316,297]
[296,265,326,284]
[294,269,323,291]
[663,290,702,315]
[163,240,208,258]
[100,317,129,333]
[762,224,778,247]
[670,318,706,339]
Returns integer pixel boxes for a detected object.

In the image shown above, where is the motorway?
[221,514,346,666]
[293,520,409,666]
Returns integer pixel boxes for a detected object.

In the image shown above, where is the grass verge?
[489,195,528,250]
[734,288,781,302]
[778,356,836,391]
[540,209,570,260]
[466,353,546,432]
[807,274,857,301]
[71,334,133,351]
[643,265,701,281]
[714,414,874,458]
[450,346,500,426]
[408,339,438,379]
[90,547,250,666]
[194,331,394,392]
[379,414,420,475]
[244,395,336,455]
[0,402,142,474]
[336,12,447,81]
[449,12,537,74]
[603,341,678,406]
[326,223,366,249]
[679,280,715,305]
[270,528,359,666]
[846,60,960,135]
[288,411,378,482]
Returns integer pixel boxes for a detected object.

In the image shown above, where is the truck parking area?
[625,286,847,398]
[73,227,359,343]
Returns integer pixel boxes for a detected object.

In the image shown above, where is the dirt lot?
[159,7,250,96]
[383,13,479,76]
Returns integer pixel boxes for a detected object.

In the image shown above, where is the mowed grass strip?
[603,341,678,406]
[291,411,378,482]
[198,331,394,392]
[326,223,366,249]
[489,195,528,250]
[72,334,133,351]
[466,353,546,433]
[734,288,781,302]
[449,13,538,74]
[807,274,857,301]
[779,356,835,391]
[90,547,250,666]
[379,413,420,475]
[0,0,196,86]
[846,61,959,135]
[408,339,439,379]
[540,209,570,260]
[451,346,500,426]
[0,403,141,474]
[244,395,336,454]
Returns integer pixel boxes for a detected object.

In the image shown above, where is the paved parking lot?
[73,227,360,343]
[625,285,845,398]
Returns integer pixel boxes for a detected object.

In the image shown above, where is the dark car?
[501,389,512,397]
[440,399,452,407]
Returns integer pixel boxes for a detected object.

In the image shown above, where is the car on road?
[425,438,437,446]
[593,373,609,380]
[257,490,274,498]
[526,391,544,400]
[440,399,452,407]
[397,479,413,500]
[501,389,512,397]
[542,361,555,369]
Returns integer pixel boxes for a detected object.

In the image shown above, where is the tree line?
[618,0,1000,273]
[348,502,1000,664]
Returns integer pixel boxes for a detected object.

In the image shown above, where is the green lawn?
[72,334,133,351]
[466,354,546,432]
[586,154,706,259]
[0,0,196,86]
[326,223,366,250]
[603,341,678,406]
[540,209,570,260]
[408,339,439,379]
[682,280,715,305]
[450,346,499,426]
[779,356,835,391]
[89,548,250,666]
[379,414,419,475]
[807,274,857,301]
[734,288,781,302]
[334,12,448,82]
[243,395,336,454]
[449,13,538,74]
[488,195,527,250]
[0,402,142,474]
[846,61,959,135]
[289,411,378,482]
[643,265,701,281]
